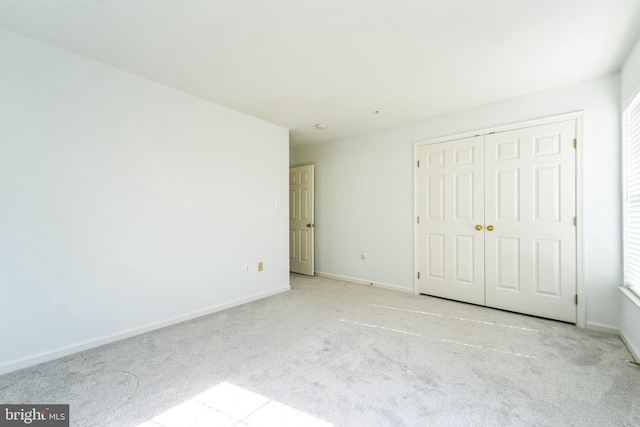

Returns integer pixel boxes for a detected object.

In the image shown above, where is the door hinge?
[573,216,577,226]
[418,272,421,280]
[573,138,577,149]
[575,294,578,305]
[417,160,420,168]
[417,216,420,224]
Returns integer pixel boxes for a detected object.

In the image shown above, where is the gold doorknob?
[487,225,494,231]
[306,224,312,228]
[475,224,482,230]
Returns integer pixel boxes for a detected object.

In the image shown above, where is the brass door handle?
[306,223,314,228]
[487,225,494,231]
[476,225,482,230]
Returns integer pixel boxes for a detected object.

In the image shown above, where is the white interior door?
[289,165,314,275]
[484,121,576,322]
[417,136,485,305]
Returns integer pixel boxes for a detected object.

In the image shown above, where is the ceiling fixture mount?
[315,123,328,130]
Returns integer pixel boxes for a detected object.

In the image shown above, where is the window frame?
[623,92,640,298]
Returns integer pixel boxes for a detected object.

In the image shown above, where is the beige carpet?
[1,274,639,426]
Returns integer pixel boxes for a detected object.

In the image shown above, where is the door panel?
[534,165,560,221]
[495,237,520,291]
[427,175,445,220]
[289,165,314,275]
[454,235,475,283]
[418,136,485,305]
[534,239,561,296]
[454,173,474,220]
[484,120,576,322]
[496,168,520,220]
[427,234,445,279]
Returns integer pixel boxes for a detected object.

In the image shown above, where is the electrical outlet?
[244,264,250,273]
[258,262,263,272]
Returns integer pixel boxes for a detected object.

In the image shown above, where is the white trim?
[315,271,414,294]
[622,94,640,303]
[620,287,640,361]
[575,114,586,329]
[413,142,421,296]
[413,111,585,327]
[621,330,640,362]
[585,322,620,335]
[0,286,290,376]
[622,78,640,113]
[620,285,640,310]
[414,111,584,146]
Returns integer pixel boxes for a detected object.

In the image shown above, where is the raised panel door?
[289,165,314,275]
[484,121,576,322]
[418,137,485,304]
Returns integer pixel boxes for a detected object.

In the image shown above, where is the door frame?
[413,111,585,328]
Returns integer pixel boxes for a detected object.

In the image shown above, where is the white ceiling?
[1,0,639,146]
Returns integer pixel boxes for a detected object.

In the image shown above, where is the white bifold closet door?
[418,135,486,306]
[417,120,577,323]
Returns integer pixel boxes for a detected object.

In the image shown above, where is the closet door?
[417,136,485,305]
[484,121,576,322]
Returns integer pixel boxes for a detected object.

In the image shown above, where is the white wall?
[621,35,640,109]
[0,30,289,373]
[620,35,640,357]
[292,74,622,329]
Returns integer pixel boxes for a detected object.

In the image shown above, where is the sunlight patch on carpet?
[371,304,539,332]
[339,319,422,337]
[338,316,538,360]
[451,317,539,332]
[441,339,538,359]
[371,304,443,317]
[137,381,332,427]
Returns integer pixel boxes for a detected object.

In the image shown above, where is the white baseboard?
[621,330,640,362]
[585,321,620,335]
[619,286,640,362]
[0,285,290,376]
[315,271,413,294]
